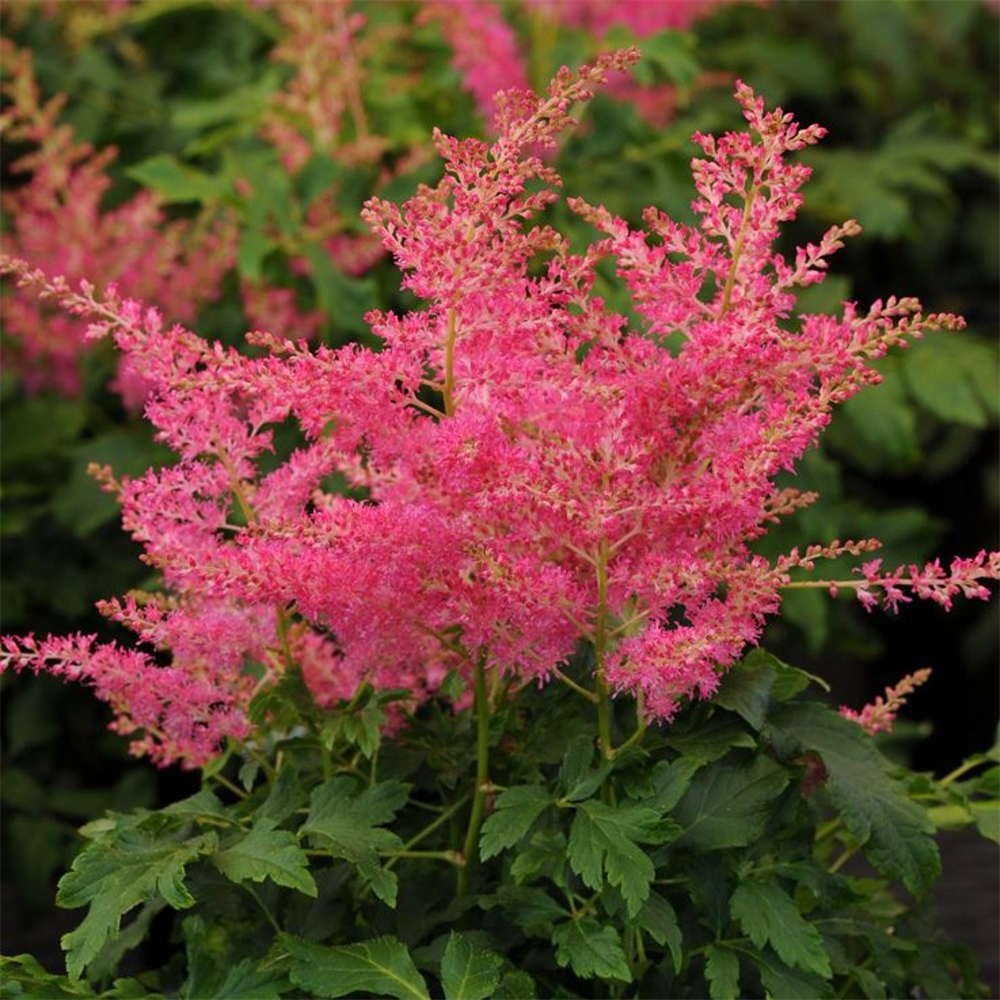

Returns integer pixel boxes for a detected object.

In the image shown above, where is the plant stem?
[718,182,758,317]
[594,539,614,761]
[939,756,989,789]
[457,655,491,895]
[443,306,457,417]
[385,794,471,871]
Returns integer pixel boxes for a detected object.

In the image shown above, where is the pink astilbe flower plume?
[0,40,235,402]
[2,53,998,767]
[840,668,933,736]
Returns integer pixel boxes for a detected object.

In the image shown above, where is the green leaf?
[492,970,537,999]
[301,777,408,905]
[568,800,670,917]
[970,801,1000,843]
[440,932,504,1000]
[714,656,777,730]
[673,755,791,851]
[648,758,700,812]
[204,960,288,1000]
[705,944,740,1000]
[973,764,999,797]
[0,396,87,469]
[637,891,683,972]
[214,818,317,897]
[767,703,940,895]
[283,934,430,1000]
[748,948,831,999]
[902,335,999,427]
[664,713,757,764]
[481,885,568,931]
[50,430,173,537]
[560,734,612,802]
[551,918,631,982]
[730,881,832,977]
[479,785,552,860]
[0,955,103,998]
[57,829,217,979]
[830,366,921,473]
[126,154,226,204]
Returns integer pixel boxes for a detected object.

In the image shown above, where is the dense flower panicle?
[0,41,234,399]
[2,57,997,766]
[421,0,530,125]
[0,632,253,768]
[259,0,389,171]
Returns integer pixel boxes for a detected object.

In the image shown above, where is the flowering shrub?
[1,46,999,999]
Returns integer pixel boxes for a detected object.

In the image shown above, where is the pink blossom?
[0,41,235,402]
[2,58,997,767]
[840,669,932,736]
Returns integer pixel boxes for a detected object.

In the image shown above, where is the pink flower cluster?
[840,668,932,736]
[2,52,997,767]
[426,0,750,127]
[0,40,234,403]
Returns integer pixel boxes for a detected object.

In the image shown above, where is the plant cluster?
[2,39,1000,999]
[1,3,998,999]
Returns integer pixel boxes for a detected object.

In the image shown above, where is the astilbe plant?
[1,48,998,769]
[2,49,1000,1000]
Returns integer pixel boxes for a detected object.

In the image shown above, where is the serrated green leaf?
[551,918,631,982]
[440,932,503,1000]
[57,829,217,979]
[479,785,552,860]
[301,777,408,904]
[481,885,569,931]
[648,758,700,812]
[214,818,317,897]
[705,944,740,1000]
[259,763,308,824]
[0,955,102,998]
[568,800,670,917]
[768,703,940,895]
[560,734,612,802]
[730,881,832,977]
[714,656,777,730]
[748,948,831,999]
[161,789,229,823]
[664,713,757,764]
[283,934,429,1000]
[851,965,888,999]
[637,891,682,972]
[204,959,287,1000]
[673,755,791,851]
[492,969,537,999]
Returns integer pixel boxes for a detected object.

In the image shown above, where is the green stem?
[939,756,988,789]
[594,540,614,761]
[383,849,463,864]
[443,306,457,418]
[457,656,491,896]
[385,794,471,871]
